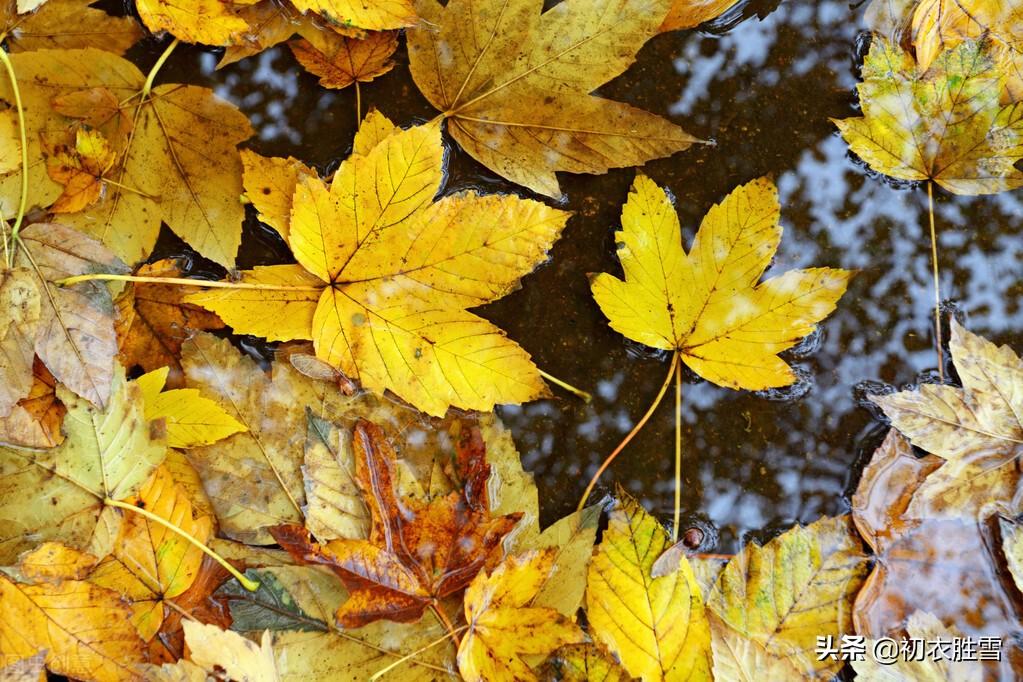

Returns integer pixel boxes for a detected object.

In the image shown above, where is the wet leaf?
[288,31,397,89]
[407,0,697,198]
[0,359,65,449]
[0,366,165,562]
[136,366,247,449]
[43,127,117,213]
[0,0,142,53]
[660,0,741,32]
[458,550,585,682]
[591,175,851,390]
[833,37,1023,195]
[148,555,234,664]
[113,259,226,388]
[0,48,253,267]
[301,412,371,542]
[218,566,339,632]
[852,611,982,681]
[136,0,248,45]
[272,419,521,627]
[291,0,416,30]
[585,492,713,681]
[515,505,600,617]
[188,117,570,416]
[240,150,316,243]
[706,515,869,677]
[1002,517,1023,597]
[152,621,279,681]
[18,541,98,582]
[543,643,631,682]
[870,321,1023,518]
[0,550,145,682]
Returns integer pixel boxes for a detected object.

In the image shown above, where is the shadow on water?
[141,0,1023,554]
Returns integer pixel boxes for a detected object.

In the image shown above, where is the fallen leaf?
[458,550,585,682]
[514,505,600,617]
[0,359,65,449]
[288,30,397,89]
[1003,517,1023,597]
[660,0,741,32]
[114,259,226,388]
[870,320,1023,518]
[407,0,698,198]
[272,419,521,627]
[291,0,416,29]
[585,492,713,681]
[188,117,570,416]
[0,48,254,267]
[591,175,851,390]
[155,622,280,682]
[0,266,39,414]
[0,107,19,173]
[0,0,142,53]
[148,555,234,664]
[218,565,342,632]
[302,411,371,542]
[0,366,165,563]
[543,643,631,682]
[89,467,214,641]
[18,541,97,582]
[43,127,117,213]
[0,557,145,682]
[240,150,316,243]
[136,366,247,448]
[707,515,869,677]
[136,0,248,45]
[852,611,982,681]
[707,619,804,681]
[833,37,1023,195]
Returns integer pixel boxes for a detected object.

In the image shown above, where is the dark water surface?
[142,0,1023,553]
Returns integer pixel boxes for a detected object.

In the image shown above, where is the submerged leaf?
[852,611,982,681]
[407,0,698,198]
[591,175,851,390]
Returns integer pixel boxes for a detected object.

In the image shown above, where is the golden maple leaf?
[288,30,397,90]
[834,37,1023,196]
[591,175,851,391]
[0,0,142,54]
[135,367,246,449]
[406,0,699,199]
[188,114,571,416]
[457,550,585,682]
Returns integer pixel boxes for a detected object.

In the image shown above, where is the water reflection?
[158,0,1023,553]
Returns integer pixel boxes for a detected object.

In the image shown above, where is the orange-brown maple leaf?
[272,420,521,627]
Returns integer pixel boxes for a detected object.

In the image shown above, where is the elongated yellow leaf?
[189,118,570,416]
[586,494,712,681]
[136,366,247,448]
[458,550,585,682]
[591,175,851,390]
[706,515,868,676]
[407,0,697,198]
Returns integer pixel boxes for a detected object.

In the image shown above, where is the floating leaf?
[288,31,397,89]
[136,0,248,45]
[240,150,316,243]
[407,0,697,198]
[291,0,416,29]
[0,0,142,53]
[515,505,600,617]
[592,175,851,390]
[707,515,869,677]
[458,550,585,682]
[188,118,570,416]
[0,359,65,448]
[586,493,712,681]
[833,38,1023,195]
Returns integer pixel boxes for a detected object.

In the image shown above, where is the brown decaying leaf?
[147,555,234,664]
[288,31,397,89]
[115,259,225,388]
[0,0,143,54]
[852,430,1023,678]
[272,419,521,627]
[0,360,64,448]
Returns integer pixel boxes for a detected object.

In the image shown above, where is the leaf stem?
[55,272,322,292]
[142,38,180,99]
[577,352,679,512]
[538,368,591,402]
[103,497,260,592]
[369,624,467,681]
[927,181,944,380]
[672,359,682,543]
[355,82,362,129]
[0,46,29,267]
[102,177,157,200]
[430,601,461,647]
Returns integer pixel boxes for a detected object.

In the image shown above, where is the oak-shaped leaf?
[585,491,712,681]
[706,515,869,679]
[870,320,1023,519]
[188,116,570,416]
[833,37,1023,195]
[591,175,851,390]
[0,48,253,267]
[407,0,698,199]
[2,222,127,411]
[0,365,165,563]
[271,419,521,627]
[457,550,585,682]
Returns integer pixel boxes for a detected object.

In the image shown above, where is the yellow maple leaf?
[833,37,1023,196]
[585,493,712,681]
[43,127,117,213]
[457,550,585,682]
[240,150,317,242]
[288,30,397,89]
[406,0,698,199]
[188,115,571,416]
[591,175,851,391]
[90,466,214,641]
[136,366,246,448]
[136,0,248,45]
